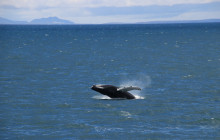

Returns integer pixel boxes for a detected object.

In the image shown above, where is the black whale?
[91,85,141,99]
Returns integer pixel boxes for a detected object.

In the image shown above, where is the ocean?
[0,23,219,139]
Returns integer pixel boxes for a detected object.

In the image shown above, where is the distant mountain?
[0,17,220,25]
[0,17,28,24]
[30,17,74,24]
[0,17,74,25]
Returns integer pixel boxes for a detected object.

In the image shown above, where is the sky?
[0,0,220,24]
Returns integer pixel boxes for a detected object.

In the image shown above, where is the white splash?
[134,95,145,99]
[92,95,111,100]
[119,74,151,99]
[92,95,144,100]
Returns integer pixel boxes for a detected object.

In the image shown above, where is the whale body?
[91,85,141,99]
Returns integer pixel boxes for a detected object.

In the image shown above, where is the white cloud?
[0,0,219,9]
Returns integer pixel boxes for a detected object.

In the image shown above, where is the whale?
[91,85,141,99]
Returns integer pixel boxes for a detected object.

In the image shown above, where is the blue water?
[0,24,220,139]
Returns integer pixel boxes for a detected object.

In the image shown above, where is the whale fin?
[117,86,141,92]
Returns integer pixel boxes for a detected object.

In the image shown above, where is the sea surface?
[0,24,220,139]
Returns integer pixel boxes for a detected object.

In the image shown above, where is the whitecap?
[120,111,132,117]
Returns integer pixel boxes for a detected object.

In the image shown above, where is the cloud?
[0,0,219,9]
[87,2,220,17]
